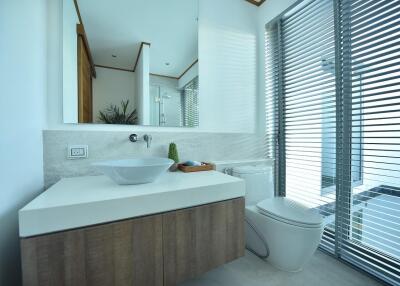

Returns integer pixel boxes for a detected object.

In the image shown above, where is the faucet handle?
[143,134,152,148]
[129,134,138,142]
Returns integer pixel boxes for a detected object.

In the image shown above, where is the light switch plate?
[67,145,88,159]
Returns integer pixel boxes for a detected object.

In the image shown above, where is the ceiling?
[77,0,198,77]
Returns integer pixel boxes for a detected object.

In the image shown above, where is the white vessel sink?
[93,158,174,185]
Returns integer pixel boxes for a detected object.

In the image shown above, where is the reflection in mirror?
[62,0,199,127]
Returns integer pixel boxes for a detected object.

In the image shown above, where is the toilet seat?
[224,162,324,272]
[256,197,323,228]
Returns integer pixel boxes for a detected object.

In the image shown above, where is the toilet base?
[245,205,323,272]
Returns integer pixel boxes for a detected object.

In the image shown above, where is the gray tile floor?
[180,250,383,286]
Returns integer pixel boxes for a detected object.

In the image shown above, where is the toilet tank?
[232,165,273,206]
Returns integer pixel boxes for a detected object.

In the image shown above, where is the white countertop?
[19,171,245,237]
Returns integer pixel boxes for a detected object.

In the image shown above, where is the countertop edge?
[19,178,245,238]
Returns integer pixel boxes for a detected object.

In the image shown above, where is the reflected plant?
[98,100,138,125]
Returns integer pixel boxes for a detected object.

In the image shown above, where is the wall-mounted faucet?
[143,134,152,148]
[129,134,152,148]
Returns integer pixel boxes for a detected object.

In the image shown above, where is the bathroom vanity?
[19,171,245,286]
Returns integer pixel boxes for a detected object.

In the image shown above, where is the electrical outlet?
[67,145,88,159]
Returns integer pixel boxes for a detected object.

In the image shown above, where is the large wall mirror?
[63,0,199,127]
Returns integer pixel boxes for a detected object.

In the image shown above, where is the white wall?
[0,1,47,285]
[46,0,261,133]
[92,67,136,123]
[62,0,79,123]
[199,0,258,132]
[151,75,179,89]
[135,45,150,125]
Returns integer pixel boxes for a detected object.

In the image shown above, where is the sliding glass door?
[265,0,400,284]
[336,0,400,283]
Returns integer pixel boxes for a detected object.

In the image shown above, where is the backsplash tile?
[43,130,266,188]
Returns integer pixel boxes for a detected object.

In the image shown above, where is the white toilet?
[231,165,324,272]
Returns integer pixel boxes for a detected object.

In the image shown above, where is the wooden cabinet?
[163,198,245,286]
[21,198,244,286]
[21,215,163,286]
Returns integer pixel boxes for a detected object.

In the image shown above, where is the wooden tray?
[178,162,215,173]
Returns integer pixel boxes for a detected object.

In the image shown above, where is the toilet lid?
[256,197,323,227]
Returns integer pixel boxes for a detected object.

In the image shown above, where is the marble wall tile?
[43,130,267,188]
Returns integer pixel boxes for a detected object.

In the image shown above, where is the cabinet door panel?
[162,198,245,286]
[21,215,163,286]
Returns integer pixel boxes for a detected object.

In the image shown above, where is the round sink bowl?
[93,157,174,185]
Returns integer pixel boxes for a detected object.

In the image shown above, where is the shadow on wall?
[0,189,42,286]
[0,209,23,285]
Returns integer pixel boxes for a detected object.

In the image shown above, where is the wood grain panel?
[21,215,163,286]
[162,198,245,286]
[76,23,96,77]
[21,198,245,286]
[78,35,93,123]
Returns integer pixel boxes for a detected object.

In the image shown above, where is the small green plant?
[168,143,180,163]
[98,100,138,125]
